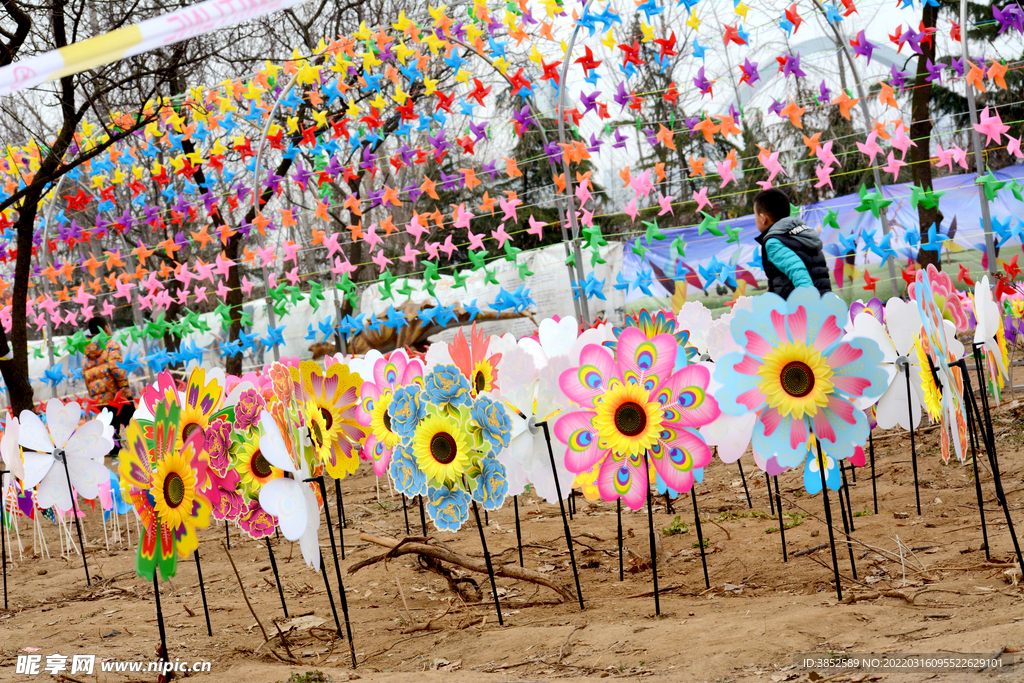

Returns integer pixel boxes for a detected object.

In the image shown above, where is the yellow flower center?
[614,401,648,437]
[251,450,273,478]
[757,342,833,419]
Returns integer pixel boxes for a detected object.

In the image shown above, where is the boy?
[753,188,832,298]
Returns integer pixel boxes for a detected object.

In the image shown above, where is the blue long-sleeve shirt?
[765,238,814,289]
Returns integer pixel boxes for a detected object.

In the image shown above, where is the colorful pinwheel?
[713,288,887,487]
[294,360,364,479]
[555,327,719,510]
[387,364,511,531]
[353,350,424,477]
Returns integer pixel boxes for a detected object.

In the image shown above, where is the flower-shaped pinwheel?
[974,276,1010,401]
[848,298,926,431]
[291,360,364,479]
[1,417,23,513]
[714,288,887,481]
[610,309,699,363]
[433,323,504,397]
[353,350,424,476]
[20,399,112,512]
[914,271,967,464]
[555,327,720,510]
[909,264,969,332]
[387,365,511,531]
[120,406,211,580]
[139,368,234,458]
[495,317,614,503]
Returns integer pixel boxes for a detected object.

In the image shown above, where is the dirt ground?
[2,397,1024,683]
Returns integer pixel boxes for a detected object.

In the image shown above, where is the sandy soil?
[1,397,1023,683]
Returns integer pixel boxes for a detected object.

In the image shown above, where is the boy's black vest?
[754,217,832,299]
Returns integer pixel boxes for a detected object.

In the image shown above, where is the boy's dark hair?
[87,316,108,336]
[753,188,791,224]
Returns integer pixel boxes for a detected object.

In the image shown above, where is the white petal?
[849,312,897,362]
[64,419,112,462]
[46,398,81,449]
[538,316,578,359]
[36,464,72,512]
[21,450,53,489]
[258,410,296,472]
[259,478,307,540]
[885,298,922,356]
[700,412,756,463]
[299,486,322,570]
[18,410,54,453]
[66,457,109,500]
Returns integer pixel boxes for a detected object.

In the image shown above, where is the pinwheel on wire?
[712,288,887,493]
[386,364,511,532]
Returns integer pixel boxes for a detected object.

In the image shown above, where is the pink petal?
[787,306,808,344]
[813,315,843,352]
[760,406,782,437]
[770,309,788,342]
[813,411,836,444]
[832,375,872,397]
[827,342,863,369]
[788,414,807,450]
[733,354,762,376]
[744,330,773,358]
[737,388,766,411]
[554,410,604,472]
[826,395,858,424]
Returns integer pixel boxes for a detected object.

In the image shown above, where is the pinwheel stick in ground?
[266,537,288,618]
[193,548,213,636]
[1,469,7,610]
[353,532,578,604]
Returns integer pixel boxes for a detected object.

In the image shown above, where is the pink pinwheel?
[555,328,719,510]
[354,350,425,476]
[908,264,969,331]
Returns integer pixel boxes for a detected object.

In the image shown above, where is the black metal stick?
[964,372,991,559]
[470,499,503,625]
[617,499,624,582]
[836,471,858,580]
[814,434,842,601]
[418,495,427,535]
[318,554,343,637]
[642,451,660,615]
[266,537,288,617]
[401,493,410,535]
[1,470,7,609]
[904,363,922,515]
[868,430,878,515]
[691,485,710,589]
[841,461,855,532]
[334,478,345,560]
[306,476,356,667]
[737,460,752,509]
[61,459,90,586]
[766,471,775,515]
[513,495,523,567]
[193,547,213,636]
[540,421,584,609]
[959,361,1024,571]
[225,520,230,549]
[153,571,169,666]
[973,344,997,450]
[773,475,787,562]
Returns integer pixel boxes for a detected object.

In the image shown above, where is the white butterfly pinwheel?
[847,298,926,431]
[18,399,112,512]
[256,410,322,570]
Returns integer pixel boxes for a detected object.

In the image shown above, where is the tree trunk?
[0,190,41,414]
[913,4,940,270]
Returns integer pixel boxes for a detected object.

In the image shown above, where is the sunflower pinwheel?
[444,323,504,397]
[292,361,365,479]
[714,288,887,474]
[119,399,212,580]
[387,365,511,532]
[554,327,720,510]
[353,350,424,477]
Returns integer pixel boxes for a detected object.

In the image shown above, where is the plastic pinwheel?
[119,400,211,580]
[428,323,505,397]
[713,288,887,490]
[387,364,512,531]
[256,410,323,569]
[495,317,614,503]
[19,399,112,512]
[914,271,968,464]
[848,298,926,431]
[908,264,969,332]
[608,309,700,364]
[555,326,720,510]
[352,350,424,477]
[293,360,364,479]
[974,276,1010,401]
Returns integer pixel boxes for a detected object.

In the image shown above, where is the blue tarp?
[621,165,1024,301]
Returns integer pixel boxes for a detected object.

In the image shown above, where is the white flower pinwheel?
[1,416,22,505]
[18,399,112,512]
[847,298,926,431]
[256,410,322,570]
[675,301,713,357]
[496,317,614,503]
[974,275,1009,399]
